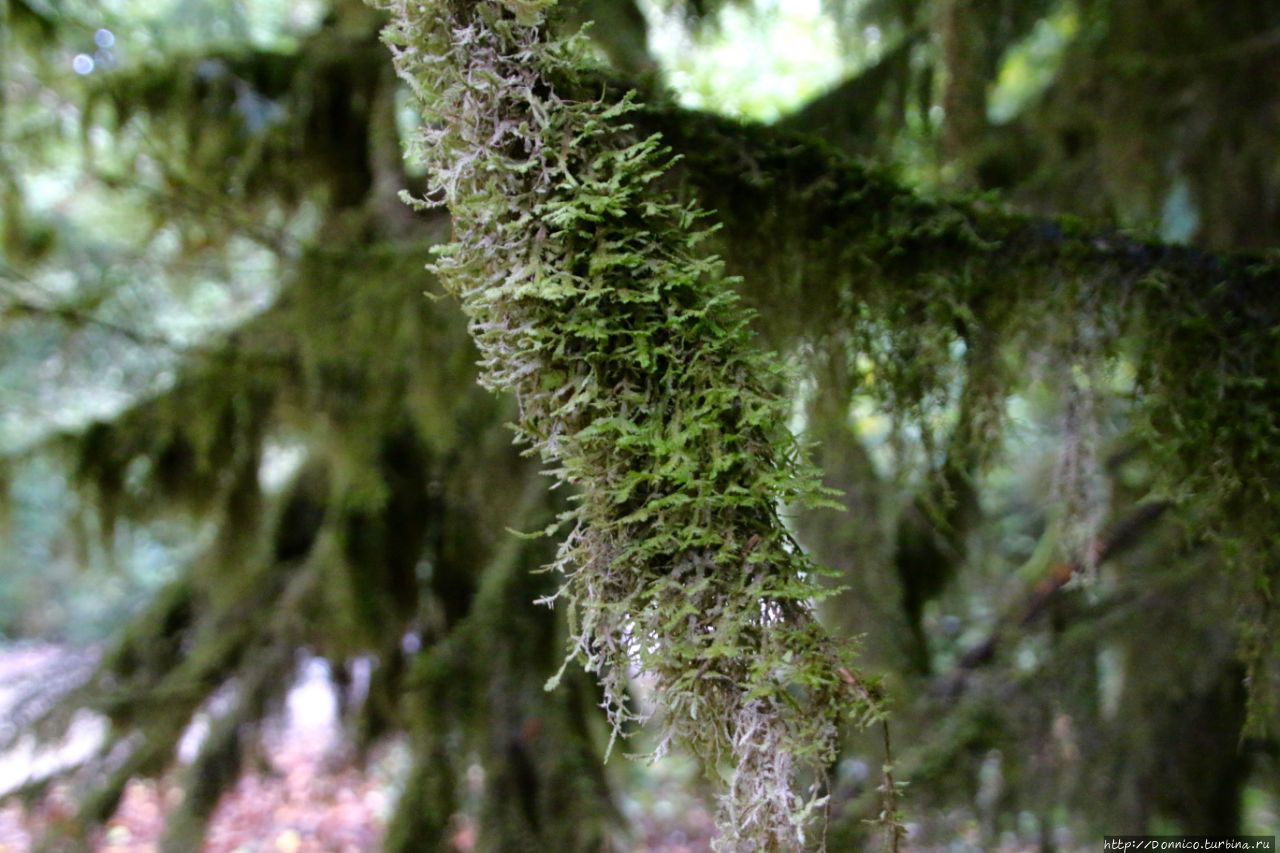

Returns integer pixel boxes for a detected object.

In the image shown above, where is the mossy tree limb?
[376,1,878,847]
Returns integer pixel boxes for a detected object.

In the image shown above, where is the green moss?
[377,2,879,846]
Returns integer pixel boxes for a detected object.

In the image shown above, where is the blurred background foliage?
[2,0,1279,849]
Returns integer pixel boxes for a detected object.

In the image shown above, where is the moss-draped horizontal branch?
[633,93,1280,720]
[644,99,1280,504]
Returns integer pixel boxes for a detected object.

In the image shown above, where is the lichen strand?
[376,1,874,847]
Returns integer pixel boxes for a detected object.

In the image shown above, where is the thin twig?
[881,719,903,853]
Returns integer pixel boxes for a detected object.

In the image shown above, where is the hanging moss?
[85,20,391,217]
[636,103,1280,708]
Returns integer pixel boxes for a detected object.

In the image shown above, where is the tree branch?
[951,499,1171,677]
[637,100,1280,307]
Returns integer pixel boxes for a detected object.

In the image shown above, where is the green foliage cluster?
[375,0,878,846]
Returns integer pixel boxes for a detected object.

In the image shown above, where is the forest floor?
[0,646,716,853]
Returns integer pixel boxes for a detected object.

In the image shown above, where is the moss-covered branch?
[377,1,879,847]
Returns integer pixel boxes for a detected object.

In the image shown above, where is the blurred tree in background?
[1,0,1279,849]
